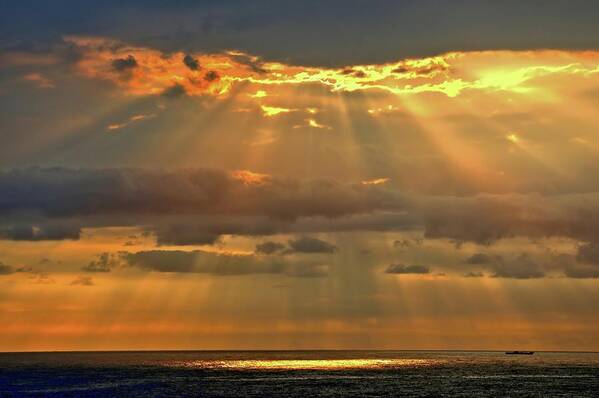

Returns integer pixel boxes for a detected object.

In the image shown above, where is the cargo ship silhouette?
[505,351,535,355]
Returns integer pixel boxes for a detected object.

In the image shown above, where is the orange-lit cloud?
[231,169,270,185]
[64,36,599,100]
[249,90,268,98]
[362,178,390,185]
[23,73,55,89]
[107,113,156,131]
[261,105,293,117]
[306,119,330,129]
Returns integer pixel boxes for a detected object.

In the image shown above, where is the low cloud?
[4,168,599,250]
[385,264,430,274]
[464,271,485,278]
[0,224,81,241]
[255,241,286,255]
[0,262,15,275]
[576,242,599,265]
[122,249,327,277]
[287,236,337,254]
[70,275,94,286]
[463,252,546,279]
[393,237,423,248]
[564,266,599,279]
[466,253,495,264]
[82,253,121,273]
[489,254,545,279]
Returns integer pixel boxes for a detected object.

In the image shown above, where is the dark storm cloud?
[152,225,221,246]
[385,264,430,274]
[255,241,286,255]
[111,55,138,71]
[3,1,599,66]
[287,236,337,254]
[122,249,327,277]
[0,167,403,220]
[5,168,599,249]
[0,224,81,241]
[182,54,200,71]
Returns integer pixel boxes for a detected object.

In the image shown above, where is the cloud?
[63,35,599,99]
[466,253,495,264]
[0,262,15,275]
[0,224,81,241]
[28,272,54,284]
[5,168,599,250]
[111,54,138,71]
[463,271,485,278]
[306,119,331,129]
[287,236,337,254]
[362,178,389,186]
[576,242,599,265]
[489,254,545,279]
[22,73,55,89]
[152,225,221,246]
[393,238,422,248]
[261,105,293,117]
[70,275,94,286]
[255,241,286,255]
[385,264,430,274]
[564,266,599,279]
[463,252,545,279]
[183,54,200,71]
[122,249,327,277]
[161,83,187,97]
[254,237,338,255]
[0,167,402,221]
[204,70,220,82]
[107,113,156,131]
[82,253,121,273]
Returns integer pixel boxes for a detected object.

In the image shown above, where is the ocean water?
[0,350,598,397]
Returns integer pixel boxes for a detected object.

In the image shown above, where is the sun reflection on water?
[177,358,438,370]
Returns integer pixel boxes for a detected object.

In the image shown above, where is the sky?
[1,1,599,352]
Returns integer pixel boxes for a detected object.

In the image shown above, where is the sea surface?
[0,350,598,397]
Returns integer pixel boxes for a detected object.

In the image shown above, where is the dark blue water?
[0,351,597,397]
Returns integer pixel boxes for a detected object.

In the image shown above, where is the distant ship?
[505,351,535,355]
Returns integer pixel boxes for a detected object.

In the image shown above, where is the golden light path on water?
[175,359,440,370]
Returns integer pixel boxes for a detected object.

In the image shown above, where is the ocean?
[0,350,597,397]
